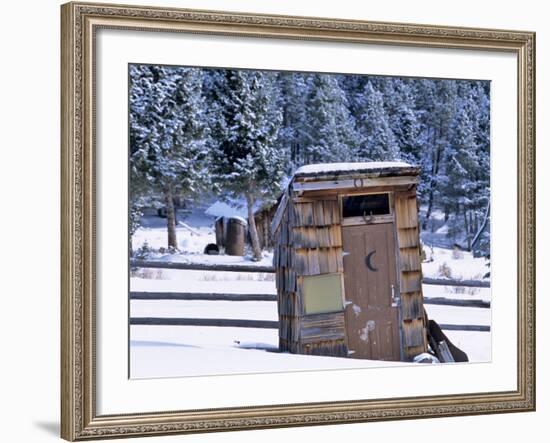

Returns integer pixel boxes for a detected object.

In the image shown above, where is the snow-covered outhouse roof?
[293,161,419,180]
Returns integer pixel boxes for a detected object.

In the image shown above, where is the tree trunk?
[246,193,262,261]
[164,185,178,250]
[462,206,471,250]
[423,128,442,230]
[471,201,490,251]
[424,192,434,230]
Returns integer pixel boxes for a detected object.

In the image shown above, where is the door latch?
[391,284,399,306]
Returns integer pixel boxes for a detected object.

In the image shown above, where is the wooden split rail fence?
[130,259,491,332]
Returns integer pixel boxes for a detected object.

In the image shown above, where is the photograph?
[128,64,492,379]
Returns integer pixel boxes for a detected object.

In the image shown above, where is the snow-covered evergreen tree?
[209,70,285,260]
[354,81,399,161]
[452,83,490,251]
[442,105,478,239]
[276,72,311,172]
[339,74,370,122]
[300,75,359,164]
[129,65,210,250]
[383,78,423,163]
[470,81,491,258]
[419,80,458,228]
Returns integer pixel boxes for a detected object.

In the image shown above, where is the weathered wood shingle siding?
[291,225,342,249]
[278,195,348,357]
[274,205,297,353]
[394,188,428,360]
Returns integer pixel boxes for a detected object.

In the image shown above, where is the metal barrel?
[225,216,247,256]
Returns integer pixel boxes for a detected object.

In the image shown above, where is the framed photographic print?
[61,1,536,440]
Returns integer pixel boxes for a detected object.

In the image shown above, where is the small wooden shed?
[271,162,427,362]
[254,198,281,250]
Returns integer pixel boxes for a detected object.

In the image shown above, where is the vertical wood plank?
[307,249,321,275]
[318,249,329,274]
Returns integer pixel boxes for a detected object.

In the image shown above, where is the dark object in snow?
[204,243,220,255]
[225,217,247,256]
[427,319,469,362]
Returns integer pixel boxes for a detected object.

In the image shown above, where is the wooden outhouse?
[271,162,428,362]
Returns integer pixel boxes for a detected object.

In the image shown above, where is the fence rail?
[130,291,277,302]
[422,296,490,309]
[422,277,490,288]
[130,259,491,333]
[130,259,490,288]
[129,317,490,332]
[130,259,275,274]
[130,317,278,329]
[130,291,490,309]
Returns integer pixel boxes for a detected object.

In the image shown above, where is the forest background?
[129,65,490,260]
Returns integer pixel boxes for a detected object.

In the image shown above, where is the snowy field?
[131,325,407,379]
[130,273,491,378]
[130,208,491,379]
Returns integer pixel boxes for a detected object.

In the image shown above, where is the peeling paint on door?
[359,320,376,342]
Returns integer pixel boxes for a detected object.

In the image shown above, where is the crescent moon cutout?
[365,250,378,272]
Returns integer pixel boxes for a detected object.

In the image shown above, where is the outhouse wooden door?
[342,223,401,361]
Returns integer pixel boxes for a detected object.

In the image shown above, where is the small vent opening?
[342,194,390,218]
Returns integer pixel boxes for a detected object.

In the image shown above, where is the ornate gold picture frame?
[61,1,535,440]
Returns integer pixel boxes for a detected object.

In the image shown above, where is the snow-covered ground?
[130,273,491,378]
[442,331,491,363]
[131,270,276,295]
[132,207,217,254]
[130,208,491,379]
[422,246,489,282]
[132,204,273,267]
[130,325,490,379]
[130,325,407,379]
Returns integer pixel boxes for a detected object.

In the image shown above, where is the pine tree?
[442,102,479,247]
[408,79,436,206]
[300,75,358,164]
[210,70,285,260]
[276,72,311,172]
[354,81,399,161]
[129,65,210,250]
[339,74,370,122]
[383,78,422,163]
[420,80,458,228]
[457,82,490,251]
